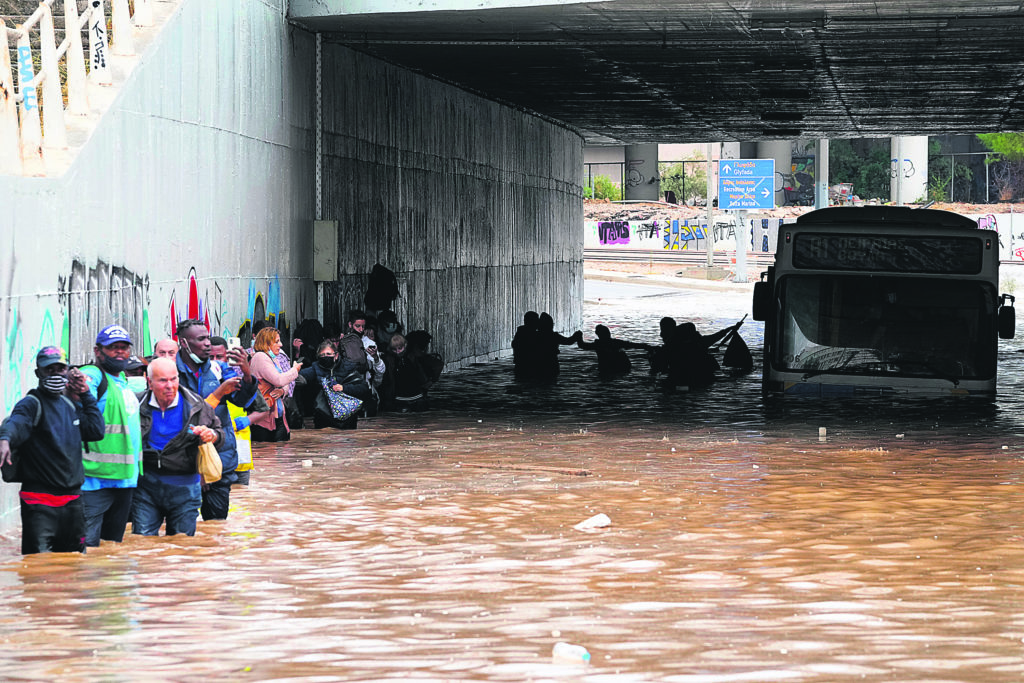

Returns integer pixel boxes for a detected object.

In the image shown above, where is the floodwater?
[4,277,1024,682]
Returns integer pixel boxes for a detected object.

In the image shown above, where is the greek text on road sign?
[719,159,775,210]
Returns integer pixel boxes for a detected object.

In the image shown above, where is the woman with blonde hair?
[249,327,303,442]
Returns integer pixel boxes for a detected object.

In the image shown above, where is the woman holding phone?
[249,328,303,442]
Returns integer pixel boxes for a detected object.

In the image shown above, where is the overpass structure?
[291,0,1024,144]
[1,0,1023,529]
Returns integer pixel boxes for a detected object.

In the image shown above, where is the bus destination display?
[792,233,983,274]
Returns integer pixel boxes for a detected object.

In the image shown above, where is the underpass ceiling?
[289,1,1024,145]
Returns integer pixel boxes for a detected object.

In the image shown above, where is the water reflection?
[2,281,1024,682]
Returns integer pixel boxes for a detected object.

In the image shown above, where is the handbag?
[197,442,223,485]
[320,377,363,422]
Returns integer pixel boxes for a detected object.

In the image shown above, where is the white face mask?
[126,376,148,393]
[180,338,203,365]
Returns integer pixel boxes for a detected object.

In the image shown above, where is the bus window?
[776,275,995,380]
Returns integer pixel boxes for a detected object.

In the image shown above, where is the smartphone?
[227,337,242,364]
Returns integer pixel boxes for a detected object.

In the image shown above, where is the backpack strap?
[78,364,108,400]
[22,392,43,428]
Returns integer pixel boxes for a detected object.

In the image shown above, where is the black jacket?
[138,387,224,475]
[0,388,104,495]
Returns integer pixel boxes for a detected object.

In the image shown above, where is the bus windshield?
[776,275,996,380]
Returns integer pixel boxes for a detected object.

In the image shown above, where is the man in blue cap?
[79,324,144,547]
[0,346,104,554]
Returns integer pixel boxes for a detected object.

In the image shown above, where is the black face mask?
[317,356,336,370]
[99,355,132,374]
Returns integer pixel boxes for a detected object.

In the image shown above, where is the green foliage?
[657,160,708,203]
[658,162,685,201]
[686,163,708,202]
[586,174,621,201]
[828,139,891,200]
[977,133,1024,162]
[928,139,975,202]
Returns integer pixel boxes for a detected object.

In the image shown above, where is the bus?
[752,206,1015,396]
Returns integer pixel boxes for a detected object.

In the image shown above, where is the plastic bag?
[197,442,223,485]
[320,377,363,421]
[722,331,753,372]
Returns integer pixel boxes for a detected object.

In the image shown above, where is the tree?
[828,139,891,201]
[584,174,621,201]
[928,139,975,202]
[658,155,708,204]
[658,162,685,202]
[977,133,1024,201]
[977,133,1024,161]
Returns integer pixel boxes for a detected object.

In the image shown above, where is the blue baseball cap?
[96,324,133,346]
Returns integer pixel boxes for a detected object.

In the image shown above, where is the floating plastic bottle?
[552,641,591,665]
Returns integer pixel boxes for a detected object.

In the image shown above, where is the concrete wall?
[0,0,317,531]
[318,45,584,367]
[0,1,586,533]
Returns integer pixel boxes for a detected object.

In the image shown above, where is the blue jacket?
[176,354,257,476]
[0,388,105,495]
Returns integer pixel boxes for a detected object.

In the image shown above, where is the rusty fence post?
[15,28,45,175]
[0,21,22,175]
[39,3,68,149]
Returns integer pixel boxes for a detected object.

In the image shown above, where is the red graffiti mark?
[170,268,211,340]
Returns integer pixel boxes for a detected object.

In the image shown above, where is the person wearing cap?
[78,324,144,548]
[124,355,149,393]
[0,346,104,554]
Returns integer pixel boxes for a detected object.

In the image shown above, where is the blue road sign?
[718,159,775,210]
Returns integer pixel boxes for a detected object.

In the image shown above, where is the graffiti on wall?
[665,220,709,250]
[57,259,151,363]
[598,221,631,245]
[167,269,296,348]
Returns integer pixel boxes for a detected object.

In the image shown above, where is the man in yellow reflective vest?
[80,324,143,547]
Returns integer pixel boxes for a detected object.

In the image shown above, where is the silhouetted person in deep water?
[577,324,653,377]
[511,311,540,379]
[515,312,581,381]
[649,316,679,375]
[538,312,583,378]
[662,320,744,389]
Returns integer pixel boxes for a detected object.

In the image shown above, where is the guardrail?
[1,0,151,176]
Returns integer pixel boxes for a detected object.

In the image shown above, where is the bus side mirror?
[999,293,1015,339]
[752,272,771,321]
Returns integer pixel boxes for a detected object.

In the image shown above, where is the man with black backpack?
[0,346,105,554]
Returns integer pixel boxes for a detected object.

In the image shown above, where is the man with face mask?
[77,324,144,548]
[175,319,256,521]
[0,346,105,554]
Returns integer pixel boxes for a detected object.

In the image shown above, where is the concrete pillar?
[815,139,829,209]
[624,143,659,201]
[721,142,741,160]
[759,140,792,207]
[891,136,929,205]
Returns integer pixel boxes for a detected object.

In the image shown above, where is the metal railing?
[1,0,152,176]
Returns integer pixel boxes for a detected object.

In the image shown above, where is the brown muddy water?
[3,279,1024,682]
